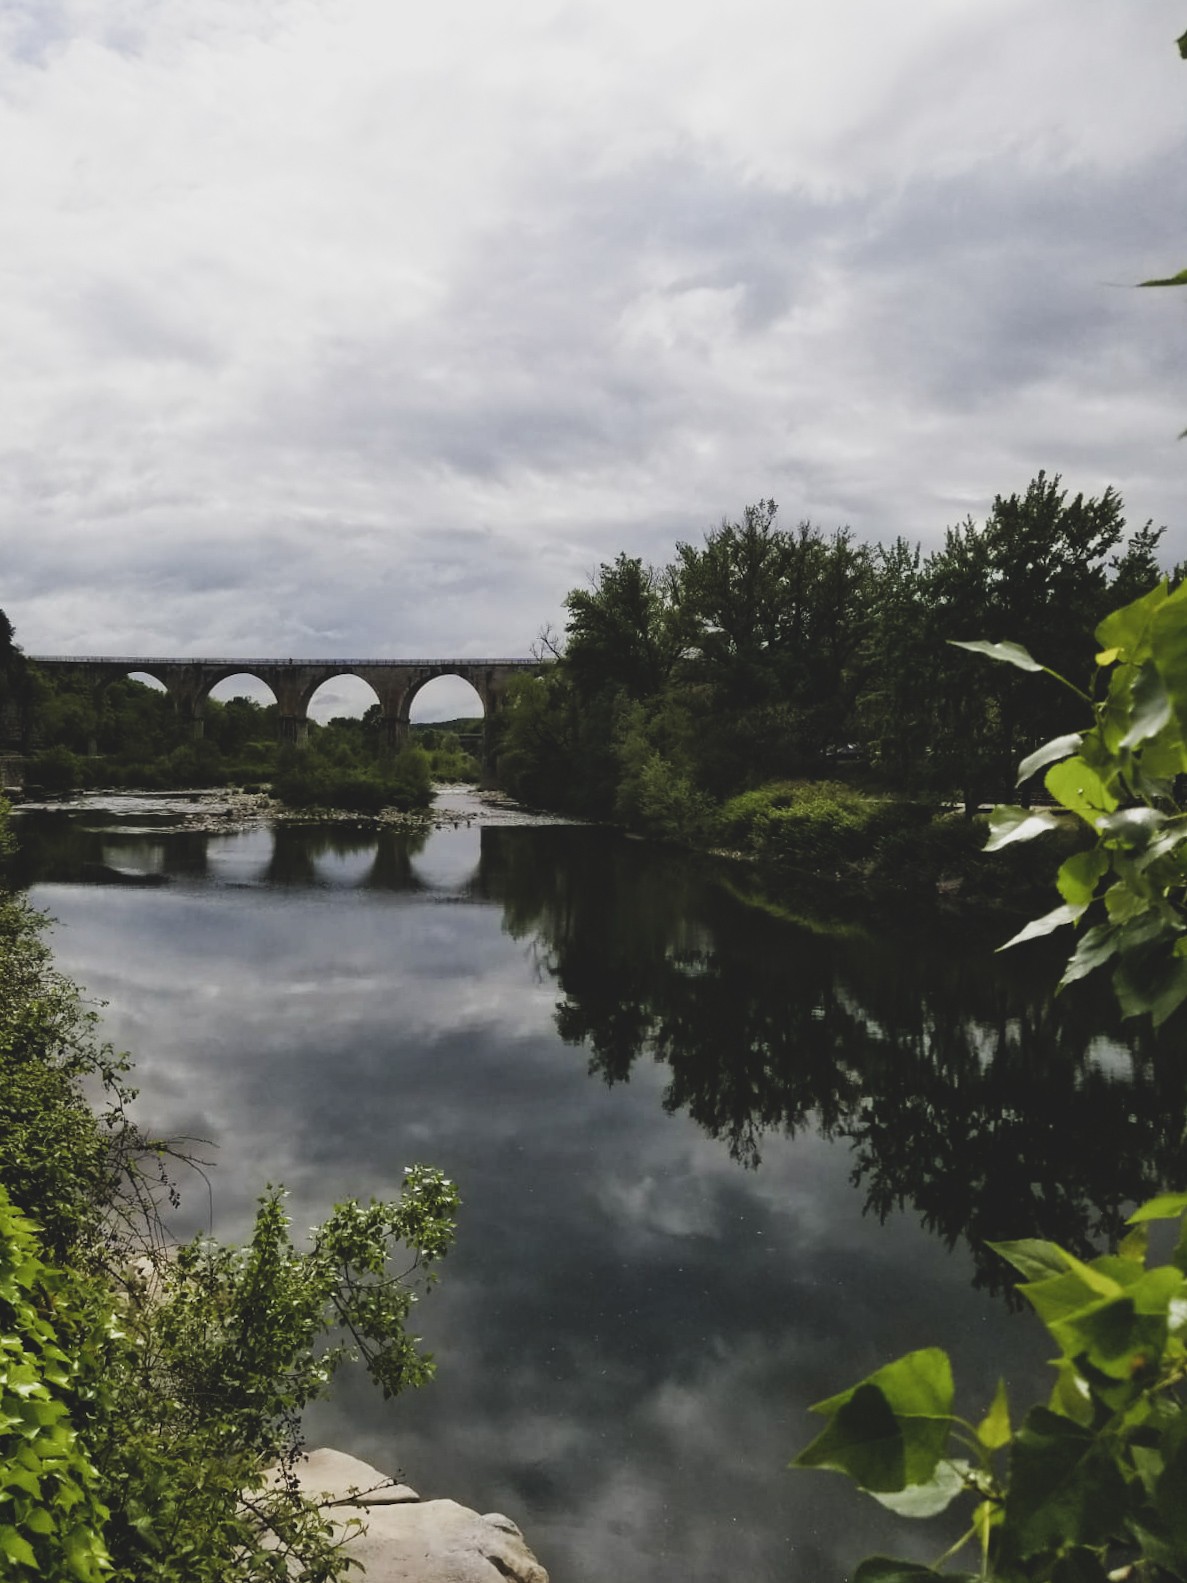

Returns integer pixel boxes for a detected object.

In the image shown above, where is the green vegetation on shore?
[493,472,1175,912]
[0,798,459,1579]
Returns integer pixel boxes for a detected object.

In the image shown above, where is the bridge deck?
[29,656,538,667]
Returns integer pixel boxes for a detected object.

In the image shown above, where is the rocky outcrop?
[285,1448,549,1583]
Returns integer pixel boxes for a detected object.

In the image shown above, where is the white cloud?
[3,0,1185,661]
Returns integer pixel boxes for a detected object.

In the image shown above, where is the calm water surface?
[14,794,1186,1582]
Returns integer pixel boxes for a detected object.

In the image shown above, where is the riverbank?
[10,782,586,835]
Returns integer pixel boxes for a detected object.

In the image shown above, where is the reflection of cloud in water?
[409,824,482,891]
[30,829,1062,1583]
[206,828,275,884]
[310,843,379,887]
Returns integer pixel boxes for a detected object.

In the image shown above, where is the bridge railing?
[28,656,541,668]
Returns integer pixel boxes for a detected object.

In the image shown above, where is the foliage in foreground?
[0,815,460,1580]
[795,1196,1187,1581]
[964,578,1187,1024]
[795,579,1187,1578]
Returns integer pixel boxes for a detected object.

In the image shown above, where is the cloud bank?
[3,0,1185,690]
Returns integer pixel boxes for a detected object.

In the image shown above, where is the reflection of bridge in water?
[22,819,507,896]
[29,656,540,766]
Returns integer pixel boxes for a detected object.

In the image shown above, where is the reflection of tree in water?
[480,825,1186,1291]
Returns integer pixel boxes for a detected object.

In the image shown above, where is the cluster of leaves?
[796,567,1187,1578]
[0,1187,112,1582]
[794,1195,1187,1581]
[963,578,1187,1024]
[499,476,1171,836]
[88,1175,459,1583]
[0,793,461,1579]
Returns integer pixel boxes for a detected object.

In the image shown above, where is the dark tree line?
[499,472,1172,826]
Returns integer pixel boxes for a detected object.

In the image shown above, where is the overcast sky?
[3,1,1186,718]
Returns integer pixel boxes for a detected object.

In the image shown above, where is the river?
[13,789,1186,1582]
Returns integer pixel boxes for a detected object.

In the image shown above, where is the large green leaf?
[853,1560,960,1582]
[1094,581,1168,662]
[1151,583,1187,740]
[1113,951,1187,1026]
[796,1349,954,1492]
[998,904,1081,952]
[1121,662,1174,747]
[1045,757,1118,824]
[991,1239,1074,1282]
[948,638,1044,672]
[869,1457,968,1518]
[1127,1193,1187,1225]
[793,1383,907,1491]
[1056,848,1108,909]
[1003,1407,1129,1553]
[1049,1293,1168,1380]
[984,805,1062,852]
[1016,732,1082,785]
[1141,269,1187,286]
[1063,924,1120,981]
[977,1378,1011,1452]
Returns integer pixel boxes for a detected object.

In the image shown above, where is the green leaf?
[998,904,1081,952]
[1044,756,1118,824]
[1003,1407,1129,1552]
[984,805,1062,852]
[1056,848,1108,910]
[1050,1293,1167,1380]
[1059,924,1120,988]
[1016,732,1082,785]
[1095,581,1168,662]
[1155,1412,1187,1548]
[1140,268,1187,286]
[977,1378,1011,1452]
[1095,807,1167,852]
[1151,582,1187,739]
[796,1349,955,1492]
[0,1526,38,1567]
[1127,1193,1187,1224]
[1117,1222,1149,1264]
[869,1458,969,1518]
[1048,1358,1093,1426]
[1113,951,1187,1026]
[990,1238,1073,1282]
[949,638,1044,672]
[1121,662,1174,747]
[794,1383,907,1491]
[853,1560,962,1582]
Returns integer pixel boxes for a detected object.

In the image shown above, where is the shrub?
[0,1186,113,1582]
[29,744,83,794]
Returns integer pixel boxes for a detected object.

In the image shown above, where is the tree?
[928,473,1130,808]
[564,553,677,703]
[672,503,873,787]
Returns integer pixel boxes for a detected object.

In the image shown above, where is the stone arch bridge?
[29,655,540,773]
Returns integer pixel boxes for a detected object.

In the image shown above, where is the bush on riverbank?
[712,778,1088,915]
[0,797,458,1580]
[271,742,433,812]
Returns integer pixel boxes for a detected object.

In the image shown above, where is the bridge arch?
[197,669,280,709]
[300,669,383,722]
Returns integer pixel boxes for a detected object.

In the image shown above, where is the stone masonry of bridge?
[28,656,540,772]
